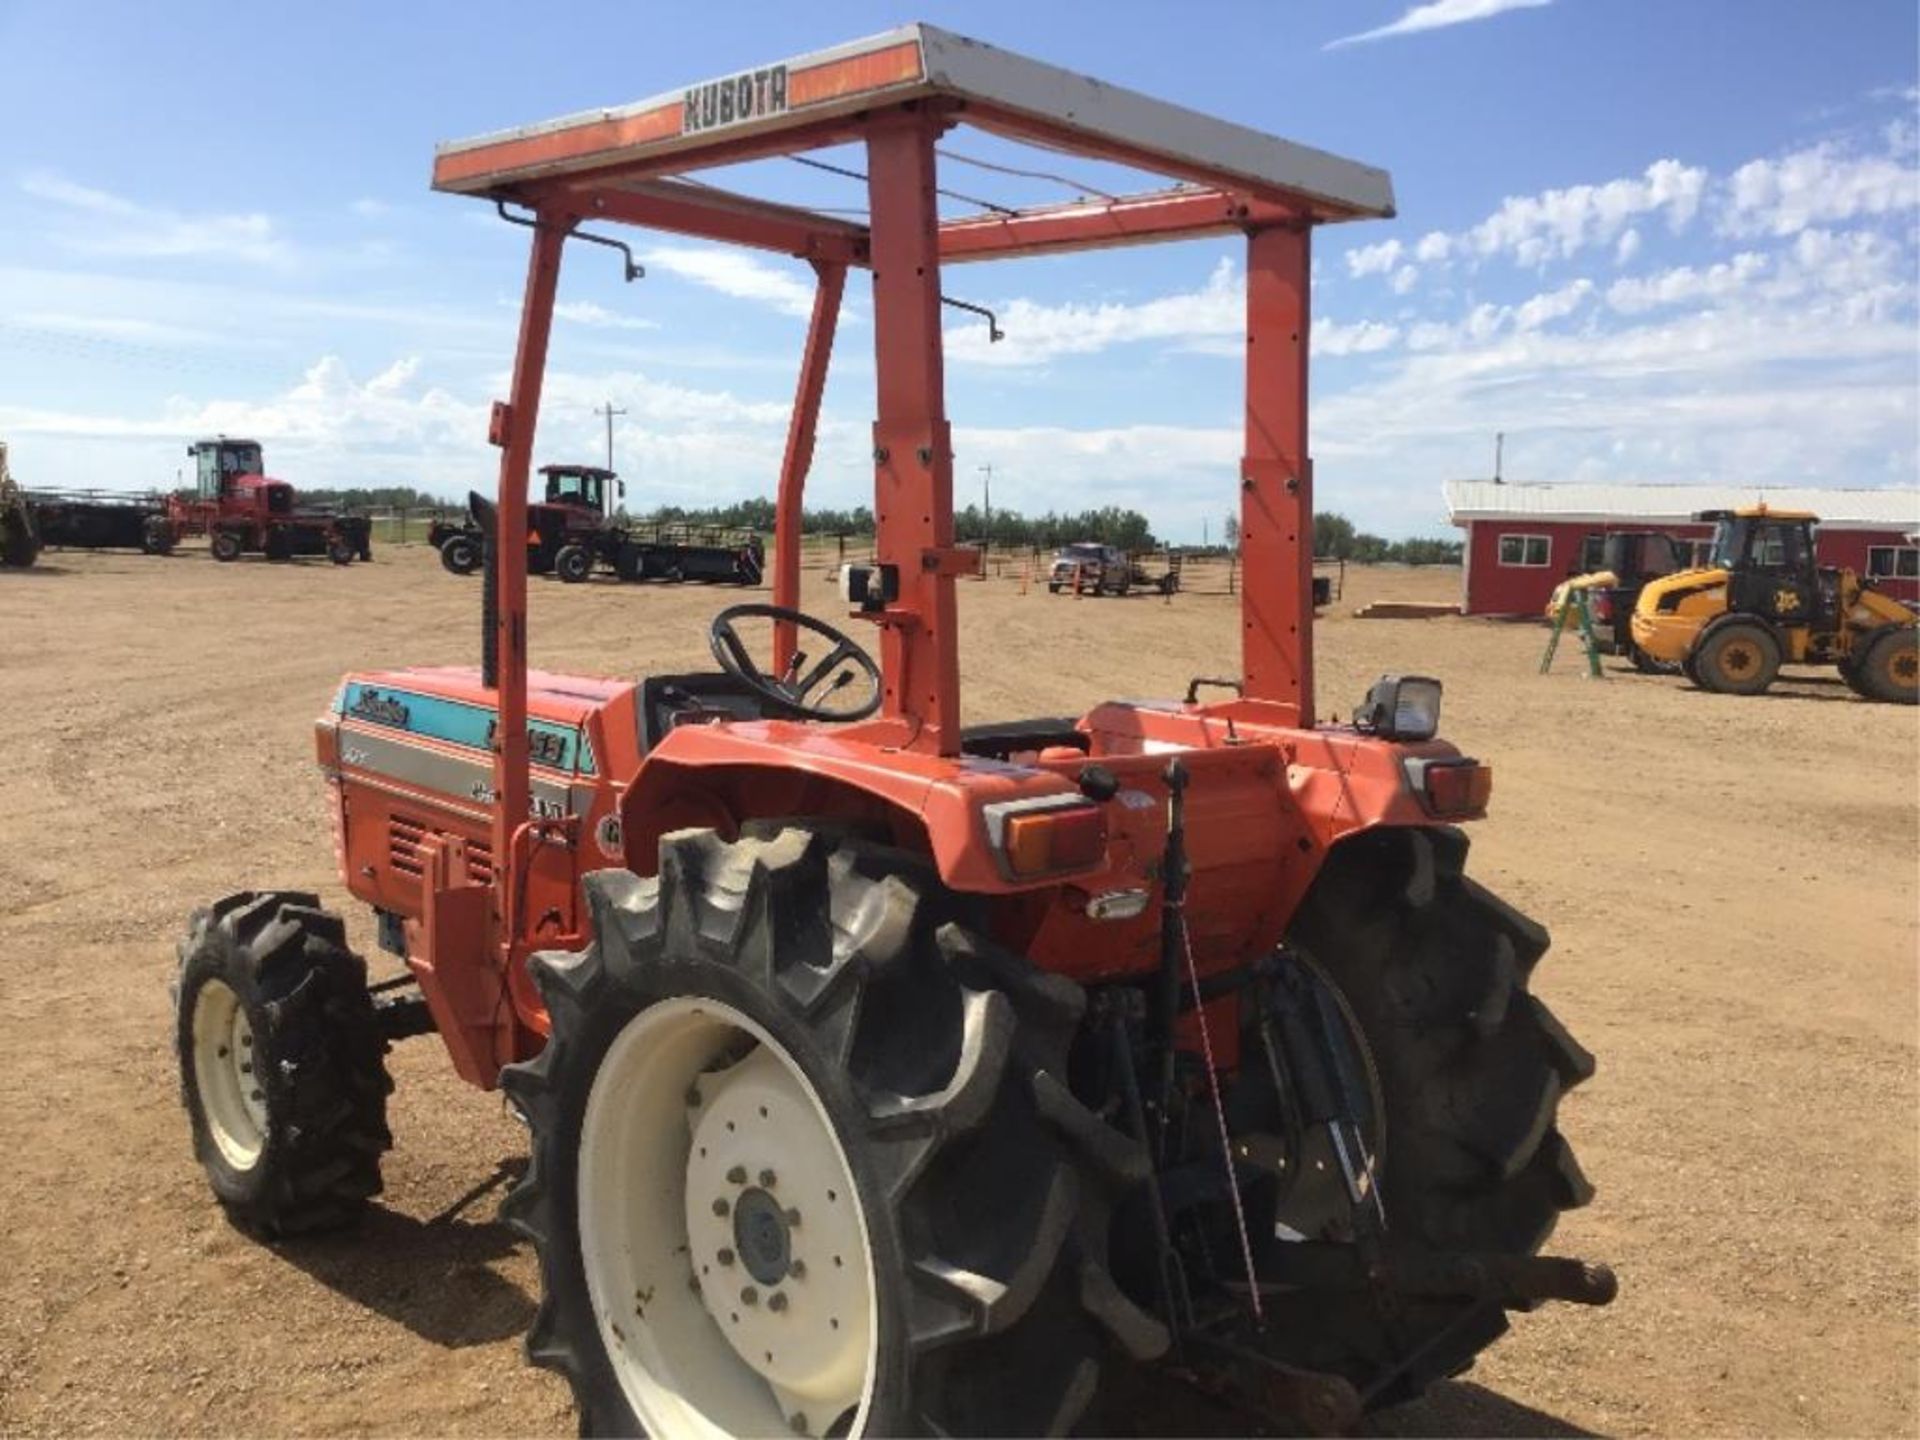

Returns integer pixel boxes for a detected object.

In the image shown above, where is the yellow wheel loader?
[1631,505,1917,703]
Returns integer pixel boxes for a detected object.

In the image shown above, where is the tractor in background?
[435,462,765,585]
[171,27,1609,1438]
[170,437,372,564]
[1632,505,1918,702]
[432,462,618,576]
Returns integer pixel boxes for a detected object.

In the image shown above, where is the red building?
[1442,481,1920,616]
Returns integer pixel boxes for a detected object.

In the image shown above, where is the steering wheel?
[708,603,882,723]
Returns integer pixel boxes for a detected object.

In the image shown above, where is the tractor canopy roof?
[540,464,617,480]
[430,23,1393,264]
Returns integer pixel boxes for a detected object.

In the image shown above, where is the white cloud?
[946,258,1243,366]
[21,172,290,267]
[1345,160,1706,287]
[1345,238,1404,277]
[1389,264,1420,295]
[639,246,817,318]
[1314,317,1401,355]
[1512,278,1593,330]
[1721,140,1920,237]
[349,197,390,218]
[554,301,659,331]
[1468,158,1707,265]
[1606,254,1767,314]
[1326,0,1551,50]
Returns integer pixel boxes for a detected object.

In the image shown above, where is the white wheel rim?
[578,996,879,1439]
[191,978,266,1169]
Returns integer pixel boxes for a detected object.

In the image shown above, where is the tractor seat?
[958,717,1089,760]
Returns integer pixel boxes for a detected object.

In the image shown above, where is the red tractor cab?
[171,436,372,564]
[436,460,765,586]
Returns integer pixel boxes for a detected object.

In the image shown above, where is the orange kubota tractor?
[172,28,1610,1437]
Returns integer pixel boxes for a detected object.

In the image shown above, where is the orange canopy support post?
[773,259,847,676]
[1239,224,1313,723]
[865,112,961,754]
[490,209,571,943]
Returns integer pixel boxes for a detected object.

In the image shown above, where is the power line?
[935,147,1121,203]
[787,154,1020,217]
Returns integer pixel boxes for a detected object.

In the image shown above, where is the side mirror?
[617,480,627,498]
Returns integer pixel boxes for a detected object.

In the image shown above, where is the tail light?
[1406,756,1493,817]
[985,798,1107,878]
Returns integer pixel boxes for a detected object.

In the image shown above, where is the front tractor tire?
[504,829,1157,1438]
[1691,620,1781,695]
[440,532,482,575]
[555,543,594,584]
[1276,826,1596,1404]
[210,530,244,562]
[173,892,393,1236]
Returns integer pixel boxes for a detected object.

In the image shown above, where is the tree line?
[303,485,1158,551]
[645,497,1159,551]
[307,485,1457,565]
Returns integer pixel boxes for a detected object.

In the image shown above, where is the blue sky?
[0,0,1914,540]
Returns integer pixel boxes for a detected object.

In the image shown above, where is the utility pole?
[1494,431,1505,484]
[594,400,628,474]
[976,463,993,537]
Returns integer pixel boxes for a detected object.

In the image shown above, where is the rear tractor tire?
[173,892,393,1236]
[210,531,244,563]
[327,537,355,566]
[555,544,593,584]
[0,518,38,568]
[440,533,482,575]
[503,828,1155,1438]
[1272,826,1596,1406]
[1855,626,1918,704]
[1691,621,1780,695]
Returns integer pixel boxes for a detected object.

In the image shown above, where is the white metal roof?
[1443,480,1920,532]
[433,24,1394,221]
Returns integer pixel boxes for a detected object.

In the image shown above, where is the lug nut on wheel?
[740,1286,759,1306]
[759,1168,777,1187]
[727,1164,747,1184]
[717,1247,735,1267]
[712,1197,730,1217]
[768,1291,788,1312]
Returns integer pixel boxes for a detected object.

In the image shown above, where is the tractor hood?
[1634,567,1727,616]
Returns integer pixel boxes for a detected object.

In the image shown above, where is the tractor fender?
[619,721,1083,896]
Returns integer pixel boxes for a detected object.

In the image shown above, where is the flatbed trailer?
[608,519,764,584]
[432,464,764,585]
[23,489,176,554]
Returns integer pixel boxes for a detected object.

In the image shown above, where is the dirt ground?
[1,543,1914,1438]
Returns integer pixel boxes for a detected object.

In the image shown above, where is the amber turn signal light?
[1002,805,1106,877]
[1420,760,1493,817]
